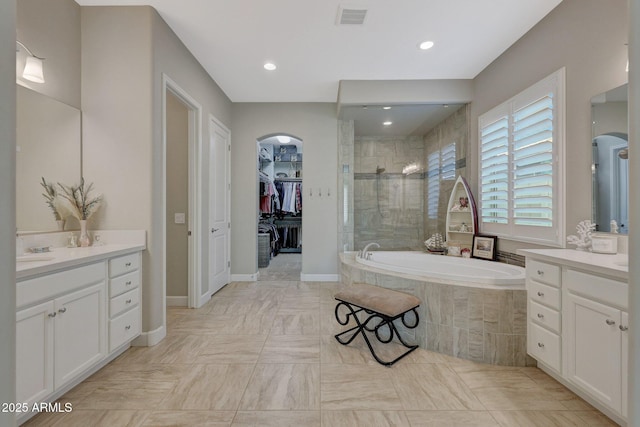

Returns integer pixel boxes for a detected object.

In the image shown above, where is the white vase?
[79,220,91,247]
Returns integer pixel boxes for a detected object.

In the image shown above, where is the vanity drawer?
[109,288,139,318]
[528,281,561,310]
[109,307,140,352]
[529,300,561,333]
[109,271,140,298]
[109,253,140,278]
[526,259,561,287]
[528,322,561,372]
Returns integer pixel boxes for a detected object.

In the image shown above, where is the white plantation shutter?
[478,69,564,245]
[512,95,554,227]
[427,151,440,219]
[426,143,456,220]
[480,115,509,225]
[441,143,456,181]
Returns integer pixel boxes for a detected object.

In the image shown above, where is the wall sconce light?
[16,41,45,83]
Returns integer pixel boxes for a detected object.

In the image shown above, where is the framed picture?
[472,234,497,261]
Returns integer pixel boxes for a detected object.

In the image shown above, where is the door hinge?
[228,145,231,151]
[187,230,192,236]
[228,222,231,228]
[227,261,230,267]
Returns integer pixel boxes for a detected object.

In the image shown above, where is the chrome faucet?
[360,242,380,260]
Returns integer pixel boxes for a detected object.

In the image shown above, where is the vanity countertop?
[517,248,628,281]
[17,229,146,280]
[17,243,146,280]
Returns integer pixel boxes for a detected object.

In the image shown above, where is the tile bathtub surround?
[22,279,614,427]
[341,256,533,367]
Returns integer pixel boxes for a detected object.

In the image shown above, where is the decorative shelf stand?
[445,176,478,250]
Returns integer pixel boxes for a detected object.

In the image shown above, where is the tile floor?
[23,254,618,427]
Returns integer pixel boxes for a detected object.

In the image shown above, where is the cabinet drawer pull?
[125,262,132,267]
[537,313,544,319]
[537,291,544,297]
[125,325,131,330]
[126,299,132,304]
[537,342,544,348]
[620,325,628,331]
[537,270,544,275]
[48,312,56,318]
[58,307,67,314]
[126,281,132,286]
[606,319,616,326]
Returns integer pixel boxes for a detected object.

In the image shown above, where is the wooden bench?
[334,283,421,366]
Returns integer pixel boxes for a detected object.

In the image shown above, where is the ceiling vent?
[336,6,367,25]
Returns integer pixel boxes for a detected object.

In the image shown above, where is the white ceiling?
[75,0,562,103]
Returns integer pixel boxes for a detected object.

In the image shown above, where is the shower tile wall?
[337,120,355,252]
[423,106,469,240]
[354,136,424,250]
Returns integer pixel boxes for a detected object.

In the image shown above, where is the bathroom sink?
[17,255,55,263]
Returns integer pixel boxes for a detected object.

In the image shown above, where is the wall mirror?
[591,83,628,234]
[16,85,82,233]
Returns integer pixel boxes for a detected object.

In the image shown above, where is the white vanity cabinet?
[15,239,145,424]
[564,269,628,417]
[16,262,106,406]
[519,249,628,426]
[108,252,141,352]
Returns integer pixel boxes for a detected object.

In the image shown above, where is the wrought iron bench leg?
[334,300,420,366]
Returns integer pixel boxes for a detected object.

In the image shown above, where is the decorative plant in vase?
[41,177,66,230]
[57,178,103,247]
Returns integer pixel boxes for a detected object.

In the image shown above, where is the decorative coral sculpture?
[566,220,596,251]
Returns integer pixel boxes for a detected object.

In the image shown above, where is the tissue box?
[591,235,618,254]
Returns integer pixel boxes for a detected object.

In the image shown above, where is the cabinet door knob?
[58,307,67,314]
[126,299,132,304]
[126,281,132,286]
[619,325,628,331]
[125,262,132,267]
[537,270,544,275]
[125,325,131,330]
[537,291,544,297]
[537,313,544,319]
[606,319,616,326]
[537,342,544,348]
[48,312,56,318]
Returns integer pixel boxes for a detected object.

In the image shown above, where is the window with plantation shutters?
[426,142,456,220]
[478,68,565,245]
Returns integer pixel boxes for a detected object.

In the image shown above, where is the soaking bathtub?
[355,251,525,287]
[339,251,528,366]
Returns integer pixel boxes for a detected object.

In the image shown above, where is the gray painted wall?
[1,1,16,424]
[470,0,629,254]
[82,6,232,335]
[231,103,338,277]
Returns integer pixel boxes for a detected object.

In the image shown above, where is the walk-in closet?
[258,135,303,274]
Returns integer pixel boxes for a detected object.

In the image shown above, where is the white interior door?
[209,117,231,294]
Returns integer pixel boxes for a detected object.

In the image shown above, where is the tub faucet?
[360,242,380,260]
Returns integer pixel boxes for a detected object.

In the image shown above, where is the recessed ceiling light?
[383,121,392,126]
[383,106,391,110]
[264,62,277,71]
[277,135,291,143]
[419,41,434,50]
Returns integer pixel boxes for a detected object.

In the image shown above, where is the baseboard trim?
[132,324,166,347]
[231,273,258,282]
[167,296,188,307]
[300,274,340,282]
